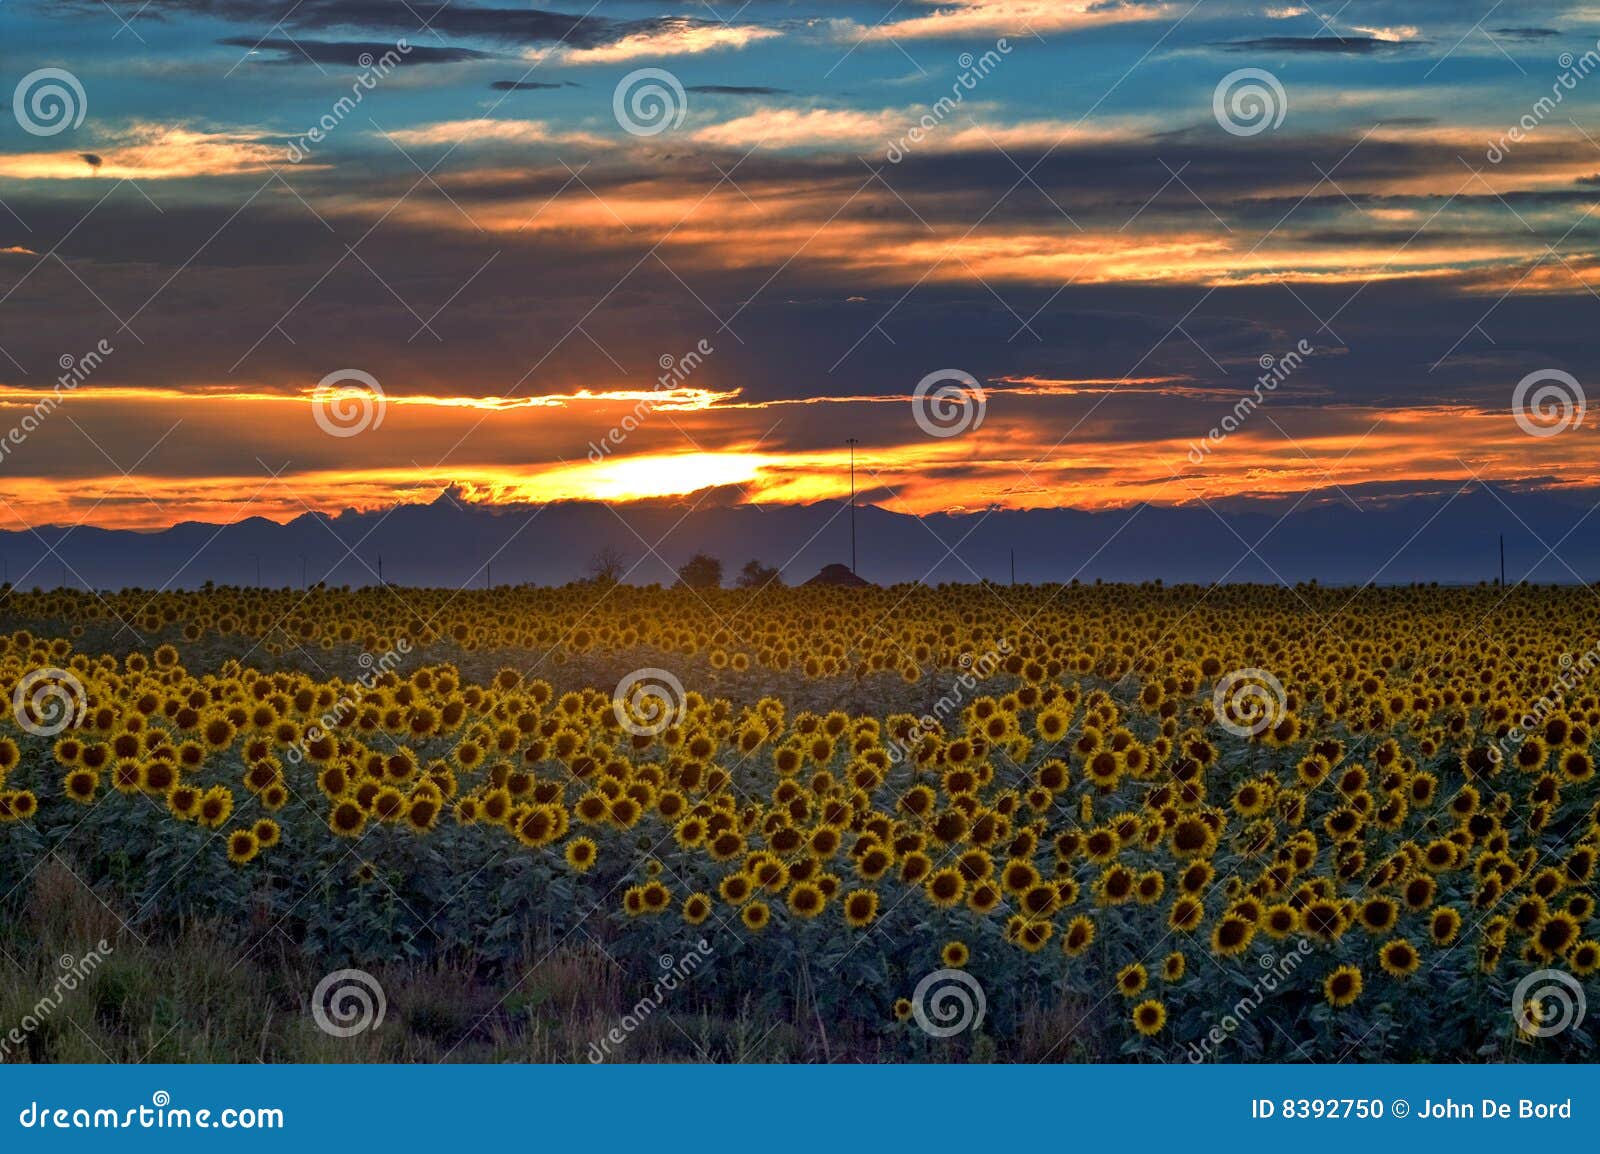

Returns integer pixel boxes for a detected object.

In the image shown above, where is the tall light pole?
[846,437,859,575]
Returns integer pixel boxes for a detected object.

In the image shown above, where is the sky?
[2,0,1600,531]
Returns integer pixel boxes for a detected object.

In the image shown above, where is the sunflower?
[1429,906,1462,946]
[843,888,879,927]
[787,881,826,918]
[1357,896,1399,934]
[196,786,233,829]
[924,867,965,908]
[1379,938,1421,978]
[1131,999,1167,1036]
[1063,914,1096,956]
[1261,902,1300,939]
[1007,916,1053,952]
[166,784,201,820]
[966,880,1003,915]
[1162,951,1186,982]
[892,998,914,1022]
[741,900,771,931]
[1323,964,1363,1008]
[1116,962,1148,997]
[1167,895,1205,933]
[640,880,671,913]
[329,798,367,838]
[1534,912,1580,960]
[1570,939,1600,977]
[683,892,713,925]
[226,828,260,865]
[252,818,281,848]
[564,836,598,872]
[941,940,970,968]
[63,768,99,804]
[1210,913,1254,958]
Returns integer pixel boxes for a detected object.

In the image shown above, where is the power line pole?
[300,553,308,589]
[1010,548,1015,586]
[1499,534,1505,588]
[846,437,859,575]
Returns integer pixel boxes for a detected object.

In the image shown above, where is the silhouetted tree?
[676,553,723,589]
[587,546,627,584]
[737,559,782,589]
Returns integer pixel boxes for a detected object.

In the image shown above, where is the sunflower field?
[0,581,1595,1062]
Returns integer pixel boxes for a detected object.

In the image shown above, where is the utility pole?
[1010,548,1015,587]
[846,437,859,575]
[251,552,261,587]
[300,553,308,589]
[1499,534,1505,588]
[378,554,383,585]
[486,562,492,589]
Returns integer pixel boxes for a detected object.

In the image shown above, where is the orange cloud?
[0,126,282,180]
[552,21,782,63]
[832,0,1169,42]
